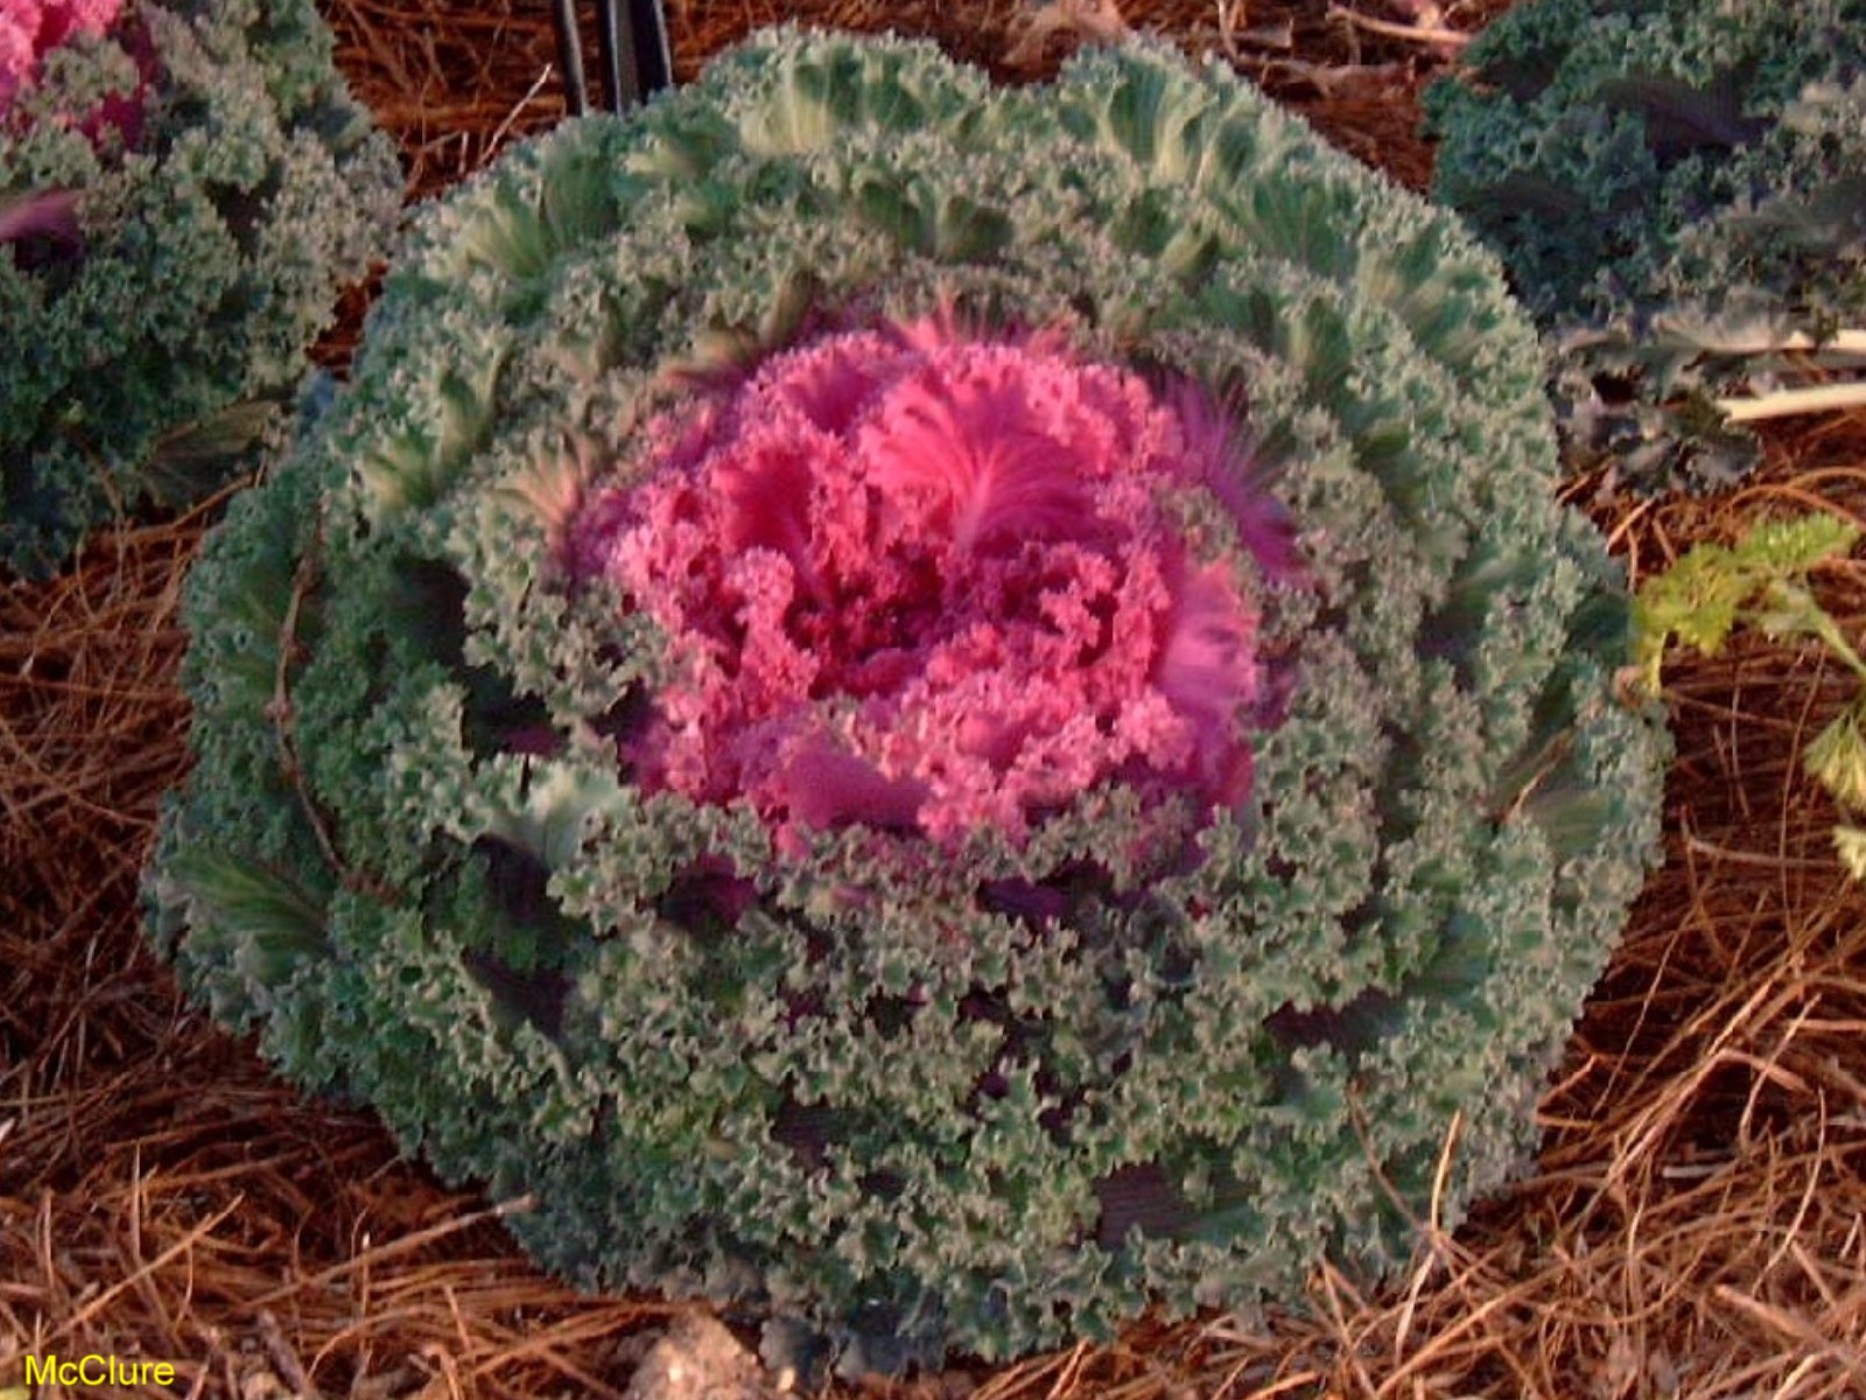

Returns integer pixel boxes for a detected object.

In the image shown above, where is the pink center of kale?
[574,318,1291,850]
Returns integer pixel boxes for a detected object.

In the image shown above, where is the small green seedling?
[1634,511,1866,872]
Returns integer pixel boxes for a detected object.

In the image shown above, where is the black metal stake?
[594,0,627,112]
[550,0,590,116]
[554,0,672,115]
[625,0,673,102]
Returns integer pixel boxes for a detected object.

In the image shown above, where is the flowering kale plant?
[1426,0,1866,493]
[0,0,401,577]
[150,31,1668,1369]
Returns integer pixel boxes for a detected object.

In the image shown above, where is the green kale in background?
[1,0,402,578]
[1426,0,1866,493]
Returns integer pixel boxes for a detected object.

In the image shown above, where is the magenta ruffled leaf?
[1171,382,1307,582]
[775,742,932,833]
[863,359,1100,552]
[0,185,78,244]
[1154,557,1261,807]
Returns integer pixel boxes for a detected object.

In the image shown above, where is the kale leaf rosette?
[150,31,1667,1368]
[1,0,402,577]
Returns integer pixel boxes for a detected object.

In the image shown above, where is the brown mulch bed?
[6,2,1866,1396]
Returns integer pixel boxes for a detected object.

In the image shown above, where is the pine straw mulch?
[5,1,1866,1396]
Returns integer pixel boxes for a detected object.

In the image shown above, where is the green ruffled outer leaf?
[0,0,403,578]
[149,30,1669,1369]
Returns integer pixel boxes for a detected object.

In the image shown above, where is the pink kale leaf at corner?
[0,0,148,188]
[0,0,127,109]
[567,315,1301,854]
